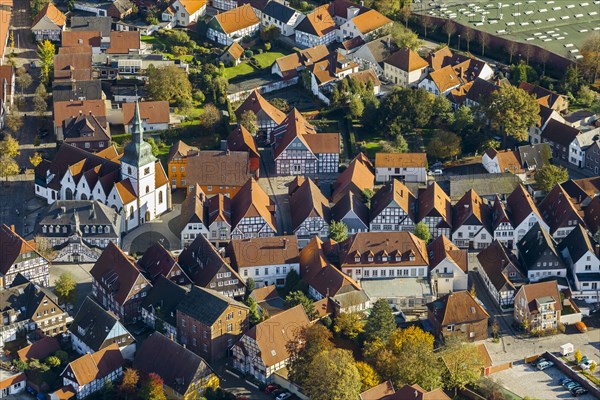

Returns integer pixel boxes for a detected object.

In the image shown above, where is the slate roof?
[557,224,597,264]
[177,285,247,326]
[538,184,585,234]
[35,200,120,238]
[141,276,190,327]
[516,222,563,269]
[52,80,103,102]
[71,16,112,37]
[506,184,543,227]
[262,1,297,22]
[137,242,181,282]
[208,193,232,226]
[477,240,523,292]
[518,82,566,110]
[17,336,60,363]
[427,291,489,326]
[134,332,214,396]
[465,77,502,104]
[62,113,110,143]
[585,197,600,235]
[517,143,551,170]
[69,296,125,352]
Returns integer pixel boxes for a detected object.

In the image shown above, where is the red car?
[265,384,278,394]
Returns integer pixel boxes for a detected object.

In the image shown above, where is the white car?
[428,169,443,176]
[579,360,596,370]
[275,393,292,400]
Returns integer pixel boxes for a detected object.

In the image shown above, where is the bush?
[257,48,263,54]
[244,49,254,58]
[264,42,271,51]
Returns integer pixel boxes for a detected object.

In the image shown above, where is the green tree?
[535,164,569,192]
[0,134,20,158]
[54,272,77,305]
[282,269,301,295]
[304,349,362,400]
[270,98,289,113]
[146,65,192,105]
[432,95,454,125]
[246,296,261,326]
[245,277,255,298]
[364,299,396,343]
[362,188,375,207]
[391,23,423,51]
[414,222,431,243]
[287,324,334,387]
[45,356,61,368]
[374,87,434,134]
[37,39,55,83]
[259,25,281,42]
[364,326,442,390]
[427,130,462,160]
[580,32,600,83]
[285,291,316,320]
[577,85,597,106]
[329,220,348,242]
[140,372,166,400]
[239,110,258,134]
[442,337,485,393]
[356,361,381,392]
[349,95,365,119]
[33,94,47,116]
[146,137,159,156]
[54,350,68,364]
[15,68,32,92]
[482,84,540,145]
[562,65,580,94]
[333,312,364,339]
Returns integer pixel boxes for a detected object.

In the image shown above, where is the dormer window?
[395,255,401,262]
[49,226,54,233]
[354,256,360,263]
[382,256,388,262]
[42,226,47,233]
[367,256,373,262]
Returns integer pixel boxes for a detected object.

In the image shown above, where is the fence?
[485,361,513,376]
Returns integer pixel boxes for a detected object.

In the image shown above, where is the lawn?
[223,63,256,80]
[253,51,285,68]
[141,35,157,44]
[223,51,287,79]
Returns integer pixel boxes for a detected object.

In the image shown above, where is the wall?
[543,352,600,398]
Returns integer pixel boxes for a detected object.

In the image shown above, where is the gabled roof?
[274,45,330,80]
[186,150,252,187]
[62,113,110,144]
[17,336,60,363]
[178,285,247,326]
[558,224,598,264]
[299,236,333,281]
[89,242,150,306]
[308,263,361,299]
[428,65,461,93]
[243,305,310,367]
[477,240,523,291]
[123,101,170,125]
[516,222,562,268]
[0,224,45,276]
[517,280,562,313]
[69,296,127,352]
[63,344,123,386]
[32,2,66,29]
[517,143,551,170]
[506,184,543,227]
[331,191,369,228]
[177,234,245,290]
[391,384,451,400]
[329,0,368,18]
[106,31,140,54]
[53,100,106,128]
[417,182,452,229]
[484,148,524,174]
[290,178,330,231]
[350,9,391,34]
[208,193,232,226]
[227,125,259,158]
[262,0,297,22]
[234,89,286,124]
[213,4,259,34]
[427,291,489,326]
[294,4,336,37]
[339,231,429,267]
[518,82,566,110]
[452,189,492,233]
[538,184,585,234]
[134,332,214,396]
[541,119,580,147]
[71,16,112,37]
[231,178,276,231]
[140,276,189,328]
[178,0,207,14]
[375,152,426,168]
[491,195,511,230]
[465,77,502,103]
[309,51,358,85]
[167,140,198,162]
[223,41,244,61]
[585,197,600,235]
[53,52,93,81]
[369,179,415,223]
[62,31,101,48]
[137,241,182,282]
[359,380,395,400]
[384,47,428,72]
[427,235,467,272]
[227,235,299,268]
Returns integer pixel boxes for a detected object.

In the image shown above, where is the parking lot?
[493,360,597,400]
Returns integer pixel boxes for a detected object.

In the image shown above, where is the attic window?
[354,256,360,263]
[470,307,475,314]
[382,255,388,262]
[367,256,373,262]
[271,350,276,356]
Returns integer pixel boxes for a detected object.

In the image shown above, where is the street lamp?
[458,34,461,51]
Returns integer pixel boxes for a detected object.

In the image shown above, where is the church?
[34,100,171,232]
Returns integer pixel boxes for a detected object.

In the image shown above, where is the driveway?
[493,360,597,400]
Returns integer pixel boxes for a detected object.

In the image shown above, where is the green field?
[223,51,286,79]
[414,0,598,58]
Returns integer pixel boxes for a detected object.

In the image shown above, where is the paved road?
[121,205,183,253]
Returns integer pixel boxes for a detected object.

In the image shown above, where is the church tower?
[120,99,157,224]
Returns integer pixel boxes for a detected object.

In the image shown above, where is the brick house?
[177,286,249,362]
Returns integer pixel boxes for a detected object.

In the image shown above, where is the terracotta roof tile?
[0,10,11,60]
[227,125,259,158]
[351,9,391,34]
[178,0,207,14]
[214,4,259,34]
[452,189,492,233]
[106,31,140,54]
[185,150,252,188]
[17,336,60,363]
[66,344,123,386]
[208,193,232,225]
[375,152,426,168]
[114,179,137,205]
[518,280,562,313]
[290,178,330,231]
[538,185,585,234]
[234,89,286,124]
[428,65,461,93]
[53,100,106,128]
[384,47,428,72]
[167,140,198,162]
[224,41,244,60]
[370,179,415,223]
[122,101,169,125]
[476,240,522,292]
[541,119,580,147]
[227,235,299,268]
[339,231,428,268]
[231,178,276,231]
[427,291,489,326]
[332,153,374,203]
[62,31,101,48]
[506,184,543,227]
[295,4,336,37]
[32,2,66,28]
[359,380,395,400]
[0,372,26,391]
[427,235,467,272]
[274,45,330,80]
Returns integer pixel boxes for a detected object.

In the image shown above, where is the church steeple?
[131,96,144,146]
[120,98,156,168]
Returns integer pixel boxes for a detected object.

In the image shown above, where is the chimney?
[283,237,288,250]
[596,244,600,258]
[385,238,389,247]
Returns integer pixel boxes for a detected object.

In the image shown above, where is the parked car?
[275,393,292,400]
[579,359,596,370]
[570,386,589,397]
[536,360,554,371]
[428,169,443,176]
[264,385,278,394]
[561,378,579,390]
[575,321,588,333]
